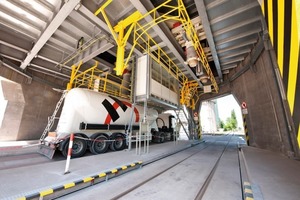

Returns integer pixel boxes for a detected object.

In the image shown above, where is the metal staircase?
[40,91,68,141]
[174,108,195,140]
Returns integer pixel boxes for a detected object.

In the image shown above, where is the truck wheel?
[90,135,109,154]
[160,133,166,143]
[62,137,87,158]
[152,134,160,143]
[110,134,126,151]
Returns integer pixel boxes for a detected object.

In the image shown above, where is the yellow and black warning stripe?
[17,161,143,200]
[243,114,249,145]
[261,0,300,147]
[243,181,254,200]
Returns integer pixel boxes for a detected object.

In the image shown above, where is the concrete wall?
[200,101,218,133]
[231,50,292,154]
[0,79,25,140]
[0,66,64,141]
[199,40,298,158]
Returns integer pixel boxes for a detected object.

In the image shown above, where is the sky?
[216,94,243,129]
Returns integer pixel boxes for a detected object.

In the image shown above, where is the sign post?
[241,102,249,145]
[64,133,74,174]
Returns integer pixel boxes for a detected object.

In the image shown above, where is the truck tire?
[152,131,160,143]
[160,133,166,143]
[62,137,87,158]
[110,134,126,151]
[90,135,109,154]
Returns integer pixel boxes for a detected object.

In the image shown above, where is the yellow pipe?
[115,27,125,75]
[67,65,76,90]
[114,11,142,33]
[94,0,112,16]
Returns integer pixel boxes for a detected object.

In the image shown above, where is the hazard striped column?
[64,133,74,174]
[243,115,249,146]
[260,0,300,148]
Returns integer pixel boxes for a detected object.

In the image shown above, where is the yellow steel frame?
[180,80,200,110]
[67,61,131,99]
[94,0,219,109]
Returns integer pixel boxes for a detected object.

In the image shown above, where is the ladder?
[175,109,190,140]
[40,91,68,141]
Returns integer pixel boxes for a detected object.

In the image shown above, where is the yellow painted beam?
[298,124,300,147]
[261,0,265,16]
[267,0,274,46]
[296,0,300,38]
[277,0,284,75]
[114,11,142,33]
[94,0,112,16]
[287,0,299,113]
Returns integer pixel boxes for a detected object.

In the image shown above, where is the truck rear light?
[48,132,57,137]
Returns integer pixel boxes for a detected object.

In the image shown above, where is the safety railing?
[67,61,131,99]
[94,0,219,109]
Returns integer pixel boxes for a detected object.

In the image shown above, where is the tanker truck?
[39,88,176,158]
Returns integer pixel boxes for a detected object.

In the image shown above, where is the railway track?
[58,134,248,200]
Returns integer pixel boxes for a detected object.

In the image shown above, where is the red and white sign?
[241,102,247,109]
[194,112,199,121]
[194,112,198,117]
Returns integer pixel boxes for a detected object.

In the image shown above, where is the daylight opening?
[200,94,244,135]
[0,76,9,127]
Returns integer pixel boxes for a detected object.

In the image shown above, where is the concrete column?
[0,67,63,141]
[0,79,25,141]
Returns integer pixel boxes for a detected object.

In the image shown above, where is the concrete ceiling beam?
[210,1,259,25]
[74,38,114,66]
[29,63,70,78]
[213,16,261,37]
[20,0,81,70]
[78,5,143,57]
[217,38,257,54]
[216,28,261,46]
[194,0,223,81]
[0,40,28,53]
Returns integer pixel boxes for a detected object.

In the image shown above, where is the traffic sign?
[242,108,248,114]
[241,102,247,109]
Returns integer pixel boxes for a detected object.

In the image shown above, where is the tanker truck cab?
[40,88,162,158]
[152,113,176,143]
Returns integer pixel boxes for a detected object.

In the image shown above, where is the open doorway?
[200,94,244,135]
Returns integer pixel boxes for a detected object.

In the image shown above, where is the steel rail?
[109,141,212,200]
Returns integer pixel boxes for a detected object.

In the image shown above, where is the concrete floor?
[243,147,300,200]
[58,134,245,200]
[0,140,195,200]
[0,135,299,200]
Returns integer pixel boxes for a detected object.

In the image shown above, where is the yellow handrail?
[94,0,219,109]
[67,61,131,99]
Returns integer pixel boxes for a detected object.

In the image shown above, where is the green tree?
[230,110,237,130]
[219,119,225,128]
[223,110,238,131]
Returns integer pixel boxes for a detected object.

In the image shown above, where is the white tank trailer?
[39,88,176,158]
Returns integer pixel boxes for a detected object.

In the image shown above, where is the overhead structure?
[0,0,263,109]
[194,0,261,74]
[94,0,219,109]
[19,0,81,70]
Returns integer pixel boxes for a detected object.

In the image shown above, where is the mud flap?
[37,144,56,159]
